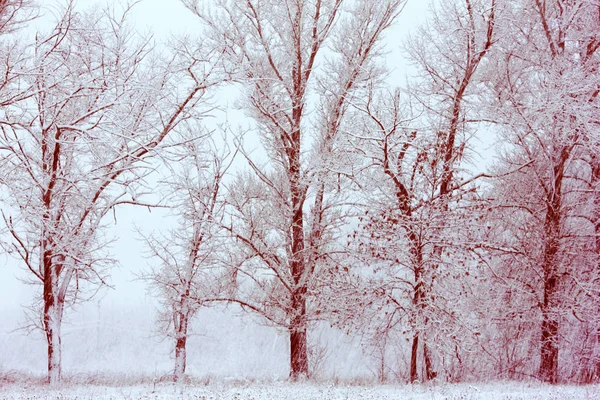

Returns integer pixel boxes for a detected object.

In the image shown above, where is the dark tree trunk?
[539,248,559,384]
[43,252,63,385]
[287,124,309,380]
[289,289,308,380]
[424,341,436,381]
[592,159,600,380]
[408,237,436,383]
[538,150,568,384]
[410,333,419,382]
[539,308,559,383]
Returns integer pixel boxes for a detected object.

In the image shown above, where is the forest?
[0,0,598,391]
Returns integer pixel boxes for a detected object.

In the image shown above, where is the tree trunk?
[592,159,600,380]
[376,335,387,383]
[424,341,436,381]
[409,235,438,383]
[410,333,419,382]
[539,308,559,383]
[43,261,63,385]
[289,290,308,380]
[173,312,189,383]
[44,306,62,385]
[538,152,567,384]
[539,258,559,383]
[288,130,308,380]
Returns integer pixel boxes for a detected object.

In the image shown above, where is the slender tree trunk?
[410,333,419,382]
[43,254,63,385]
[378,343,386,383]
[173,312,189,383]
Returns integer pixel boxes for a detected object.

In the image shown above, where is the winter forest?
[0,0,599,397]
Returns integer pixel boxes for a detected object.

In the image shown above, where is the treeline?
[0,0,598,386]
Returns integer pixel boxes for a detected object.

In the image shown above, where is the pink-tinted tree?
[141,133,235,383]
[481,0,600,383]
[182,0,405,380]
[325,0,498,383]
[0,2,223,384]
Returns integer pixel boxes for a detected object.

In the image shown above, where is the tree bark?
[289,289,308,380]
[424,341,436,381]
[539,236,559,383]
[43,255,63,385]
[592,159,600,380]
[539,306,559,383]
[173,312,189,383]
[410,333,419,382]
[288,113,308,380]
[408,233,435,383]
[538,151,567,384]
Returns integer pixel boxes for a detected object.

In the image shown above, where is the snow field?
[0,382,598,400]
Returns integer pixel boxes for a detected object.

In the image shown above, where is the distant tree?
[183,0,405,380]
[0,0,36,118]
[0,2,223,384]
[141,133,235,383]
[0,0,35,33]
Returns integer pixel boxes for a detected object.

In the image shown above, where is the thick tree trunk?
[408,237,437,383]
[538,152,567,384]
[592,160,600,380]
[288,128,309,380]
[289,290,308,380]
[44,306,62,385]
[539,308,559,383]
[409,331,436,383]
[173,313,189,383]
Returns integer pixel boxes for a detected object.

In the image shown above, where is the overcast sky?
[0,0,510,378]
[0,0,502,318]
[0,0,503,309]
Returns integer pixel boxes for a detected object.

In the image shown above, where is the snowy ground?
[0,381,597,400]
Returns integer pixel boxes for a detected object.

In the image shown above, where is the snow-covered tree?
[329,0,498,383]
[141,133,235,383]
[0,0,36,116]
[183,0,405,380]
[481,0,600,383]
[0,2,223,384]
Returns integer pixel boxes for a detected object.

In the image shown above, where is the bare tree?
[0,2,223,384]
[141,132,235,383]
[0,0,37,118]
[182,0,405,380]
[481,0,600,383]
[332,0,497,383]
[0,0,35,33]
